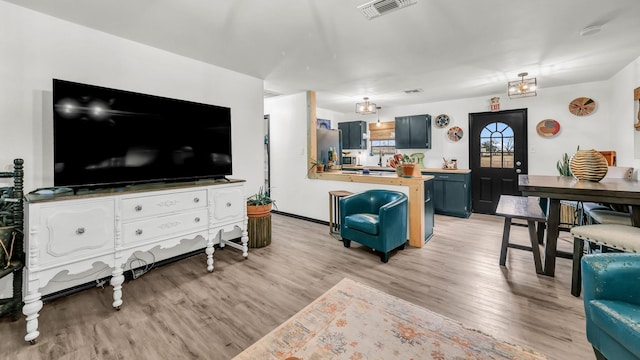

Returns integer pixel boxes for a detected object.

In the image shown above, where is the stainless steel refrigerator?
[317,128,342,167]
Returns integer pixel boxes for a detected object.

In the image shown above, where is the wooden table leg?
[631,205,640,227]
[543,198,561,277]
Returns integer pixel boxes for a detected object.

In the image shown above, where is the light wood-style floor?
[0,213,592,360]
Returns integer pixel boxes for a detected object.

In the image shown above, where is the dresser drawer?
[212,187,244,222]
[122,208,208,245]
[31,199,115,268]
[121,190,207,220]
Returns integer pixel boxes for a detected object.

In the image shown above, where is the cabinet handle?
[135,205,142,212]
[440,175,449,179]
[76,227,85,235]
[194,217,200,223]
[193,197,200,203]
[226,202,232,207]
[135,229,143,236]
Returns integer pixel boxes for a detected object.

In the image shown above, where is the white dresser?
[23,180,247,343]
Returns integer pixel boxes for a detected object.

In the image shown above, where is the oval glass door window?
[536,119,560,137]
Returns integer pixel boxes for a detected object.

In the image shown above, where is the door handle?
[516,169,522,174]
[515,161,522,166]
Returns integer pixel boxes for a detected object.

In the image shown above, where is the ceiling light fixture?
[508,72,537,99]
[356,97,377,115]
[376,107,382,127]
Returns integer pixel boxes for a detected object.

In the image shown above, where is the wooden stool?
[570,224,640,296]
[495,195,546,274]
[329,190,352,236]
[248,214,271,248]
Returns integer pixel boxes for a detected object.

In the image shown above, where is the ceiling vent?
[358,0,418,20]
[403,88,423,94]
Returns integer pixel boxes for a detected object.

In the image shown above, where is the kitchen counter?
[314,171,433,248]
[342,166,471,174]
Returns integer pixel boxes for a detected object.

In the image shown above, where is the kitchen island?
[314,170,433,248]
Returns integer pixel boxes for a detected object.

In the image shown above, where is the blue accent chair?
[582,253,640,360]
[339,190,408,263]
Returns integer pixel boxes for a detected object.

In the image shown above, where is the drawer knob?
[193,197,200,203]
[194,217,200,223]
[135,229,143,236]
[226,202,232,207]
[76,227,85,235]
[135,205,142,212]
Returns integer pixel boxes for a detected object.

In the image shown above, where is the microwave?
[342,156,356,165]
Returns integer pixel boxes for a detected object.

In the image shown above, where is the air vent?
[404,88,423,94]
[358,0,418,20]
[263,89,282,98]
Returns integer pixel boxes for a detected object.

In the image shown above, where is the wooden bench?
[496,195,546,274]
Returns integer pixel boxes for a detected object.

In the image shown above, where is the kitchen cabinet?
[338,121,367,150]
[424,172,471,218]
[395,114,431,149]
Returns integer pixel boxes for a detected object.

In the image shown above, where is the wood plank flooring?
[0,213,592,360]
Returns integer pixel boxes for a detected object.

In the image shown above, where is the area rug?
[233,278,547,360]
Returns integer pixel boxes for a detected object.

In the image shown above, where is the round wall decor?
[536,119,561,137]
[447,126,463,142]
[568,97,596,116]
[435,114,450,128]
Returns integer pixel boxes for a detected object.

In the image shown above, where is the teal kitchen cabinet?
[395,114,431,149]
[338,121,367,150]
[424,172,471,218]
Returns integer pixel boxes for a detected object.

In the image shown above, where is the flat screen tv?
[52,79,232,189]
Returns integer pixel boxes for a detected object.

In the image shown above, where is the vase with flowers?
[389,153,416,177]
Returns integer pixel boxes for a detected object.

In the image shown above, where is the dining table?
[518,174,640,277]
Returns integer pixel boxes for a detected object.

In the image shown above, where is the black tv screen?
[53,79,232,188]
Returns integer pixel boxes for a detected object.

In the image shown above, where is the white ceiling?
[7,0,640,113]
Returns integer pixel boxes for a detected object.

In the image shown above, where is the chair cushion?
[571,224,640,252]
[589,299,640,359]
[344,213,379,236]
[589,210,632,226]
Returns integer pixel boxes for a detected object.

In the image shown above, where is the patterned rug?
[233,278,548,360]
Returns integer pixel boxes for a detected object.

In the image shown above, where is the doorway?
[264,114,271,194]
[469,109,528,214]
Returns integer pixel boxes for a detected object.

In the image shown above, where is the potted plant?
[308,159,325,174]
[389,153,415,177]
[557,145,579,176]
[246,186,276,218]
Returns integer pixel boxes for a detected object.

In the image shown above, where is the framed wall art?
[447,126,463,142]
[568,97,596,116]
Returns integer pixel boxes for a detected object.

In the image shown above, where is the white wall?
[0,1,265,193]
[264,93,403,221]
[267,69,638,222]
[609,55,640,170]
[0,2,265,296]
[351,81,614,174]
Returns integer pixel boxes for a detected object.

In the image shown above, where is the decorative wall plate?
[435,114,450,128]
[536,119,561,137]
[568,97,596,116]
[447,126,463,142]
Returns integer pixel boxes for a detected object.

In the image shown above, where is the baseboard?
[271,210,328,226]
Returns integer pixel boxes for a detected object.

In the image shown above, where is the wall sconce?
[508,72,537,98]
[356,97,377,115]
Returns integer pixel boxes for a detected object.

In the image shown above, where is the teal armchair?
[582,253,640,360]
[339,190,408,263]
